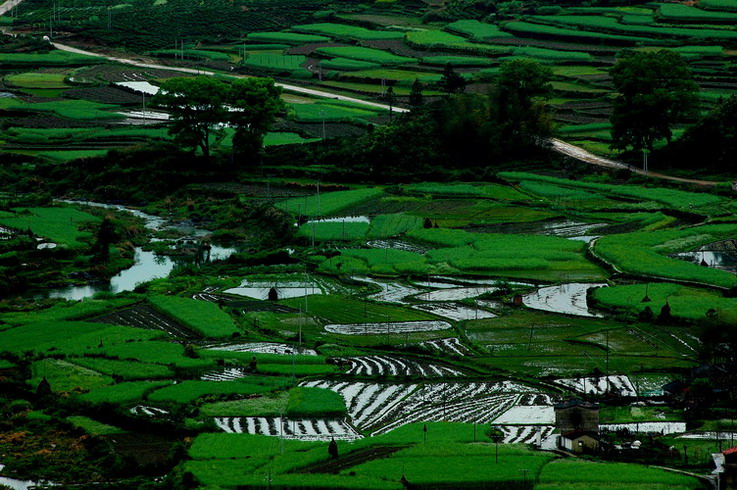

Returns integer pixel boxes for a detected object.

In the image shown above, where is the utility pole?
[643,148,649,173]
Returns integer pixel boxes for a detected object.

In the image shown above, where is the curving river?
[35,201,237,300]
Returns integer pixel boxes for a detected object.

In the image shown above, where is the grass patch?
[276,187,384,217]
[537,459,701,489]
[147,378,288,404]
[149,295,239,338]
[315,46,416,66]
[30,358,113,393]
[0,206,99,248]
[80,380,172,404]
[70,357,174,380]
[293,22,404,40]
[247,32,331,45]
[286,386,347,417]
[66,416,126,435]
[4,72,69,89]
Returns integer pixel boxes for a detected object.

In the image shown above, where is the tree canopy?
[663,95,737,172]
[610,49,698,152]
[153,76,283,161]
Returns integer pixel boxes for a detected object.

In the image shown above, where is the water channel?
[34,201,237,300]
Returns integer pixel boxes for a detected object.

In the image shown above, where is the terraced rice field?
[553,374,637,397]
[93,304,199,338]
[204,342,317,356]
[324,320,452,335]
[522,283,607,317]
[417,338,472,356]
[301,379,542,435]
[412,302,497,321]
[214,416,362,441]
[344,355,464,377]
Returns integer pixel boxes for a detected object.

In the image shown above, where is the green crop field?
[420,55,496,67]
[591,282,737,324]
[247,32,331,44]
[5,0,737,486]
[314,47,417,66]
[320,57,381,71]
[4,72,69,89]
[366,214,423,238]
[276,187,384,216]
[658,3,737,23]
[445,19,514,39]
[30,358,113,392]
[147,378,288,404]
[0,50,101,66]
[0,206,99,248]
[148,295,239,338]
[285,386,347,417]
[592,225,737,288]
[67,416,126,435]
[500,172,725,210]
[281,294,435,324]
[293,22,404,40]
[70,357,174,380]
[242,53,307,73]
[80,380,172,404]
[150,49,232,61]
[537,459,701,489]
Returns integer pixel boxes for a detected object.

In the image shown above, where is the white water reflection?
[672,250,737,274]
[0,464,40,490]
[522,283,607,317]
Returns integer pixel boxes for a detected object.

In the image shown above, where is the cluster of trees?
[609,49,698,152]
[609,49,737,173]
[311,59,555,181]
[153,76,283,161]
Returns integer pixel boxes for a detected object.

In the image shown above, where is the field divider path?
[51,42,408,113]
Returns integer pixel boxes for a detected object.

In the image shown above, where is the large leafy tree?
[154,76,228,159]
[227,78,284,159]
[491,58,553,151]
[610,49,698,151]
[154,76,283,161]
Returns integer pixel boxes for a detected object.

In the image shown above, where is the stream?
[34,201,237,300]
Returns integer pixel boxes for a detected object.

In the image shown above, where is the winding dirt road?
[2,37,718,187]
[550,138,723,187]
[0,0,22,16]
[52,41,410,113]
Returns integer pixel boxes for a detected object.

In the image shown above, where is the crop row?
[345,355,463,377]
[214,416,361,441]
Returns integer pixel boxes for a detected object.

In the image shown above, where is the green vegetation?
[314,47,416,65]
[147,378,288,403]
[445,20,514,39]
[537,459,702,489]
[70,357,174,380]
[285,387,347,417]
[0,206,99,248]
[66,416,126,435]
[0,97,123,120]
[4,72,69,89]
[276,188,384,216]
[247,32,331,44]
[500,172,724,210]
[149,295,239,337]
[30,358,113,392]
[80,380,172,404]
[294,22,404,40]
[591,282,737,324]
[593,225,737,288]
